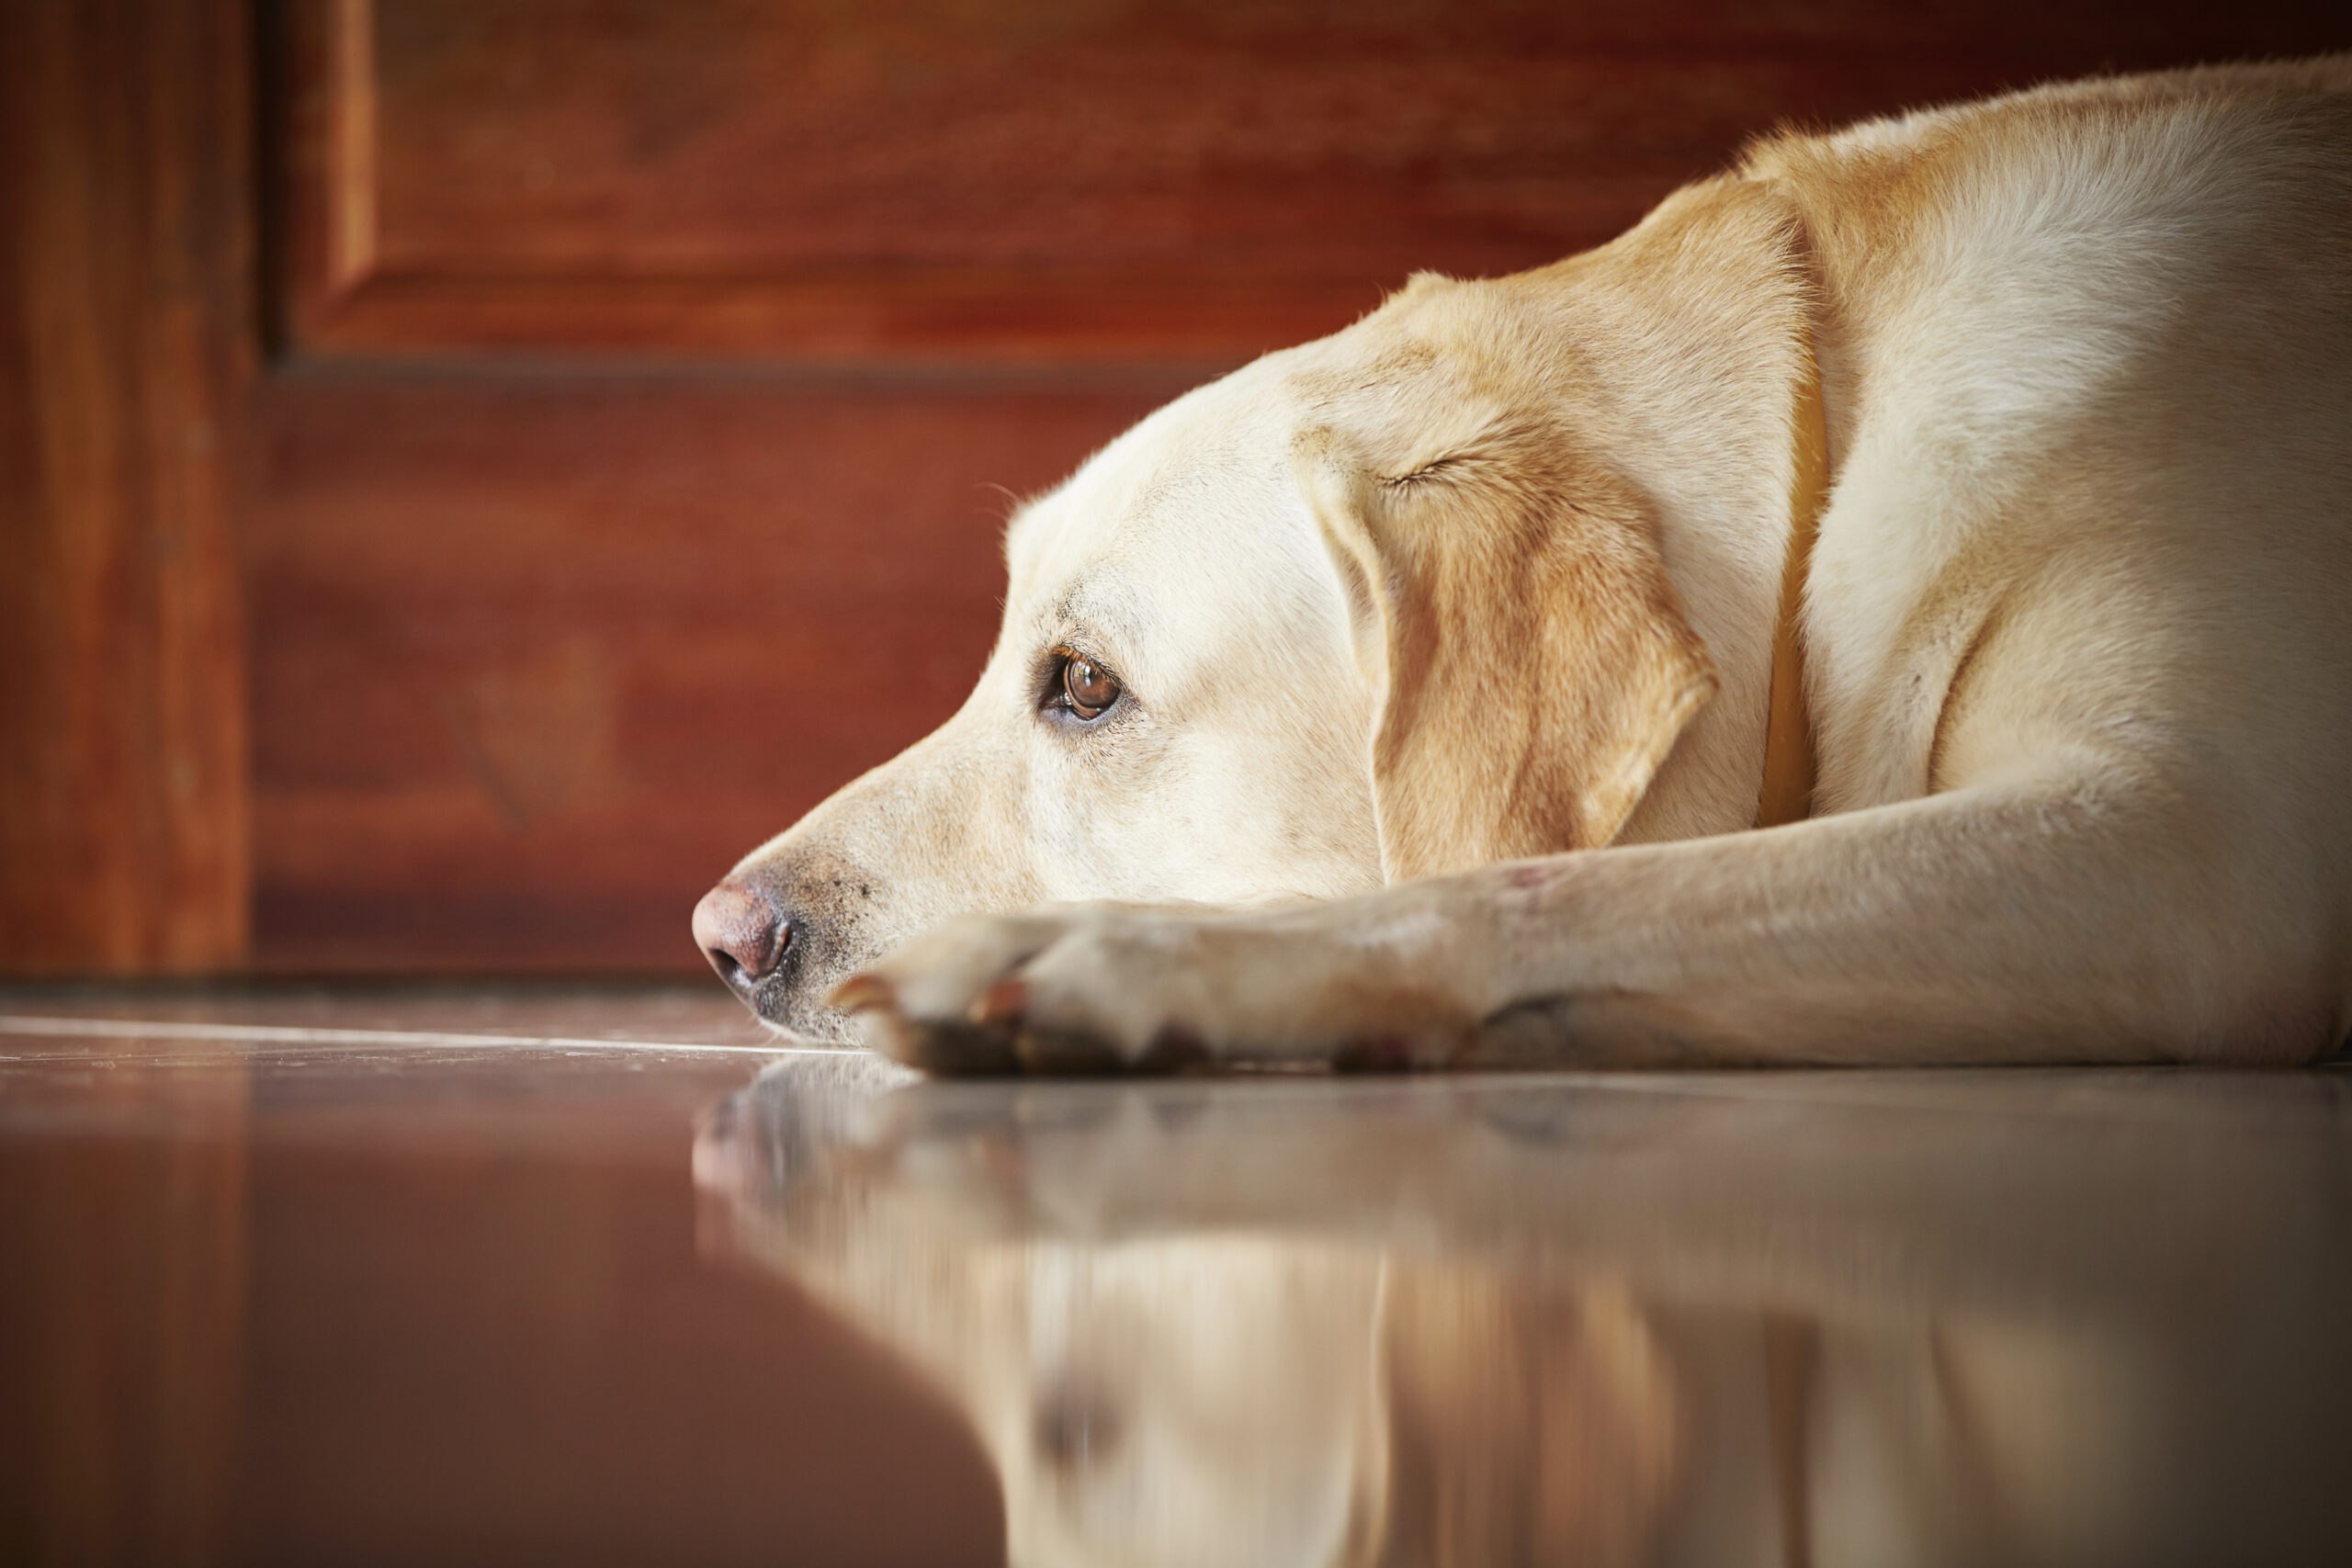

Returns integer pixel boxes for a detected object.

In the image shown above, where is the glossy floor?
[4,986,2348,1567]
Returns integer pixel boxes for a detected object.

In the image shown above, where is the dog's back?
[1748,62,2352,1043]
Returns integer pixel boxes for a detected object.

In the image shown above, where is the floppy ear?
[1300,423,1717,883]
[1299,176,1826,881]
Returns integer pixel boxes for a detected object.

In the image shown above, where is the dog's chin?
[742,973,862,1046]
[757,1010,858,1047]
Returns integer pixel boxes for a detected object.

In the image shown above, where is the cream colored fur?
[718,59,2352,1069]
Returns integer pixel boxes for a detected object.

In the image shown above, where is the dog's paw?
[831,901,1482,1076]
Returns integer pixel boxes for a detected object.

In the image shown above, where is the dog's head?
[696,177,1815,1038]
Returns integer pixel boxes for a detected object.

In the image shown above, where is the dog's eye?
[1060,654,1120,720]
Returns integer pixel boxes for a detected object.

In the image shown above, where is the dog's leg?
[838,751,2343,1072]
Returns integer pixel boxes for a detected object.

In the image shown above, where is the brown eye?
[1061,654,1120,719]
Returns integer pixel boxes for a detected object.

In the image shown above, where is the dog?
[693,59,2352,1071]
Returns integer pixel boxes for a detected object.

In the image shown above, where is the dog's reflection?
[695,1062,2351,1568]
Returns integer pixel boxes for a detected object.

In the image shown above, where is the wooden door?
[8,0,2347,975]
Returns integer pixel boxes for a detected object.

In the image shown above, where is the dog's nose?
[693,879,788,989]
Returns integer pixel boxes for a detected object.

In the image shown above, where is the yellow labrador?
[694,59,2352,1070]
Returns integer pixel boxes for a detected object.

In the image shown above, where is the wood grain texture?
[283,0,2352,366]
[0,0,254,973]
[245,368,1171,971]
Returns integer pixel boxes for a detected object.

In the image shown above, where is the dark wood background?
[7,0,2348,976]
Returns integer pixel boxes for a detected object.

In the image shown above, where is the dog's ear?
[1300,418,1717,882]
[1299,176,1822,881]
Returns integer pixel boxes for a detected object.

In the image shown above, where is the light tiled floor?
[5,984,2348,1566]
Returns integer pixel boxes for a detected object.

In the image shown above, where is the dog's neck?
[1613,238,1831,847]
[1756,327,1829,827]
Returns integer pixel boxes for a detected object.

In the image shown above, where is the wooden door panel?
[284,0,2352,366]
[1,0,254,974]
[245,369,1170,970]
